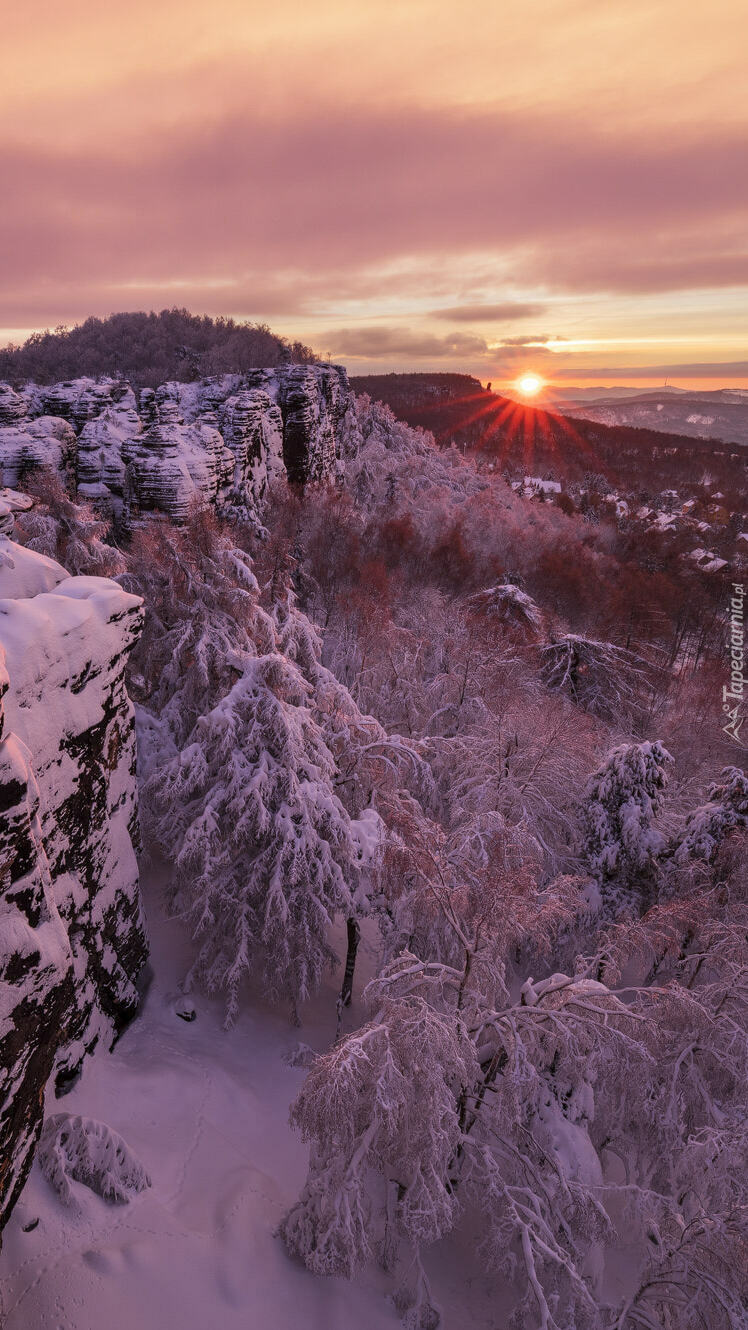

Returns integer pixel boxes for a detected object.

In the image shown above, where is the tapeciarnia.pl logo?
[723,582,746,746]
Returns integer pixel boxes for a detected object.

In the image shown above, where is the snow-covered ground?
[0,866,397,1330]
[0,870,497,1330]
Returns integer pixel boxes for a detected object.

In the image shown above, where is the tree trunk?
[340,916,361,1009]
[380,1178,399,1272]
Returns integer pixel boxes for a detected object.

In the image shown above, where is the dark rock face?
[0,387,26,428]
[0,648,73,1231]
[0,366,361,526]
[0,539,145,1235]
[278,364,358,484]
[0,416,77,491]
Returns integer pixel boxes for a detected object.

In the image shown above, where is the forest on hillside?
[0,310,317,389]
[353,372,748,502]
[9,388,746,1330]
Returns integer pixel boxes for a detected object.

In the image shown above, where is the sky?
[1,0,747,388]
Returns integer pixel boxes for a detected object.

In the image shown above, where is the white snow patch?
[0,871,402,1330]
[0,537,67,599]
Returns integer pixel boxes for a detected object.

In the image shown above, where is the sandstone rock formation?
[0,528,145,1234]
[0,644,72,1231]
[0,361,360,1237]
[0,365,361,527]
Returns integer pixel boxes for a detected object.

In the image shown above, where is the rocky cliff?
[0,365,361,527]
[0,520,145,1234]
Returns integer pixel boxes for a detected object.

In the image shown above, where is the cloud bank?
[1,105,747,330]
[1,1,746,382]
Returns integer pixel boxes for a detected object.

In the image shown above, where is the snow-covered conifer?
[580,740,673,909]
[124,504,273,748]
[148,652,371,1022]
[466,582,543,638]
[672,765,748,865]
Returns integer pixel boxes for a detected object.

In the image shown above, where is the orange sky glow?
[1,0,747,387]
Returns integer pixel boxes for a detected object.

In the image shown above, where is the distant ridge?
[350,370,746,497]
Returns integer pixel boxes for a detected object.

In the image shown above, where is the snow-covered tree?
[15,467,126,577]
[283,868,748,1330]
[431,690,599,878]
[466,582,543,638]
[125,505,422,1023]
[580,741,673,910]
[283,866,594,1318]
[123,504,273,749]
[540,634,656,724]
[148,651,377,1023]
[672,765,748,865]
[615,1209,748,1330]
[280,993,477,1298]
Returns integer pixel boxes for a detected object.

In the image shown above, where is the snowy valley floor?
[0,871,498,1330]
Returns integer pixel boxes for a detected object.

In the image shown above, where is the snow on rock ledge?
[0,533,67,599]
[0,365,361,526]
[0,540,145,1236]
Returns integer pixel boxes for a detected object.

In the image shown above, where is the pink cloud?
[431,302,547,322]
[321,326,490,359]
[556,359,748,379]
[1,103,747,331]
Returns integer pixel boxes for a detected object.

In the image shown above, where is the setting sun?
[516,373,544,396]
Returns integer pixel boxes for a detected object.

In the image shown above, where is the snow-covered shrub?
[672,765,748,864]
[580,740,673,908]
[38,1114,150,1206]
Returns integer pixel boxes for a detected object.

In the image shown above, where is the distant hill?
[545,385,690,404]
[350,372,748,502]
[350,372,493,448]
[0,309,316,390]
[557,388,748,447]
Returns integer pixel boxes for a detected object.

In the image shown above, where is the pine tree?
[580,741,673,910]
[148,652,371,1022]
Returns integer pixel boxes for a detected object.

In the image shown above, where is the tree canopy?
[0,309,316,388]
